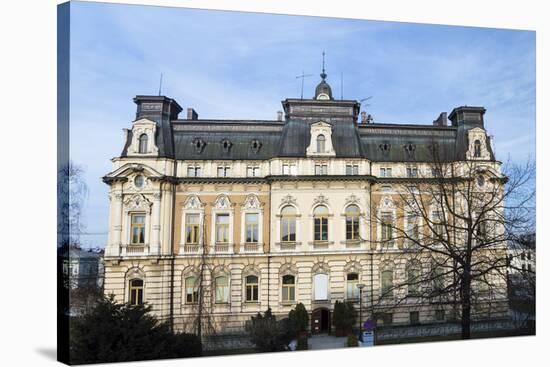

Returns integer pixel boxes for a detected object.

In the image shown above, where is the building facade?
[103,71,508,335]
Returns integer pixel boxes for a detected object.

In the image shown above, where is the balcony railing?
[241,242,262,253]
[126,245,146,255]
[214,243,231,253]
[183,244,201,253]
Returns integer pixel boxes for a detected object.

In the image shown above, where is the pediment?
[105,163,163,179]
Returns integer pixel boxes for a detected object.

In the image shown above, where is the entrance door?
[311,308,331,334]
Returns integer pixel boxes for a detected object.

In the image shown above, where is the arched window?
[407,267,421,296]
[474,139,481,158]
[245,275,259,302]
[282,274,295,302]
[313,273,329,301]
[215,276,229,303]
[346,273,359,299]
[129,279,144,305]
[381,270,393,297]
[138,133,148,153]
[316,134,326,153]
[345,205,360,240]
[281,206,296,242]
[185,276,198,304]
[314,205,329,242]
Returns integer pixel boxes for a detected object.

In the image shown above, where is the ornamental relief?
[280,194,297,207]
[313,194,329,206]
[345,194,361,206]
[241,194,263,210]
[213,194,233,210]
[123,193,152,213]
[182,195,205,210]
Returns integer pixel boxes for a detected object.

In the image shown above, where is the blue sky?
[68,1,535,248]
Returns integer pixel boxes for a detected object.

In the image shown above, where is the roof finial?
[321,50,327,80]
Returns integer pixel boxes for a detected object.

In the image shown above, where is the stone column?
[107,191,123,257]
[150,192,162,255]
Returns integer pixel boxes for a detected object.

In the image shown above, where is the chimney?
[433,112,448,127]
[360,111,367,124]
[187,108,198,120]
[277,111,283,121]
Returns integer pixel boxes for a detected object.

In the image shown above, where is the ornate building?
[103,69,508,335]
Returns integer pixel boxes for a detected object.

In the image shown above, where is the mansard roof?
[121,95,495,162]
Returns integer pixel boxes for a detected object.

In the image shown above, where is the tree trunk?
[461,275,472,339]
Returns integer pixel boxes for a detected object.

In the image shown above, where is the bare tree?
[368,145,535,339]
[58,160,89,249]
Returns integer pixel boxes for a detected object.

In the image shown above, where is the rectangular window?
[129,279,144,305]
[217,166,231,177]
[247,166,260,177]
[407,167,418,178]
[381,270,393,297]
[408,268,421,295]
[314,216,328,241]
[313,273,329,301]
[346,273,359,299]
[432,211,444,238]
[282,275,295,302]
[185,277,198,304]
[245,213,259,243]
[380,167,392,177]
[381,212,393,244]
[282,163,297,175]
[131,214,145,245]
[346,216,360,240]
[215,276,229,303]
[187,166,202,177]
[406,213,419,244]
[215,214,230,243]
[346,164,359,175]
[281,217,296,242]
[410,311,420,325]
[435,310,445,321]
[185,214,200,244]
[315,164,328,175]
[245,275,259,302]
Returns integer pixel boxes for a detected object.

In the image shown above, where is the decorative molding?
[123,194,152,213]
[182,195,205,210]
[345,194,360,206]
[313,194,329,206]
[241,194,263,210]
[213,194,233,209]
[280,194,297,207]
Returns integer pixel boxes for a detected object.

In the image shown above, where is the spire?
[314,51,333,100]
[320,50,327,80]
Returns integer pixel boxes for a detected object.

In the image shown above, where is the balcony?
[276,241,301,251]
[183,244,201,254]
[125,244,147,256]
[213,243,232,254]
[240,242,263,253]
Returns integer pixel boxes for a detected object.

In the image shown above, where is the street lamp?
[357,283,365,333]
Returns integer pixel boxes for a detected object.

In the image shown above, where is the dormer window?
[250,139,262,154]
[404,143,416,158]
[474,140,481,158]
[221,139,232,153]
[380,143,391,154]
[317,134,326,153]
[192,138,206,154]
[138,134,148,153]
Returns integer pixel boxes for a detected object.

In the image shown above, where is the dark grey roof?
[122,95,494,163]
